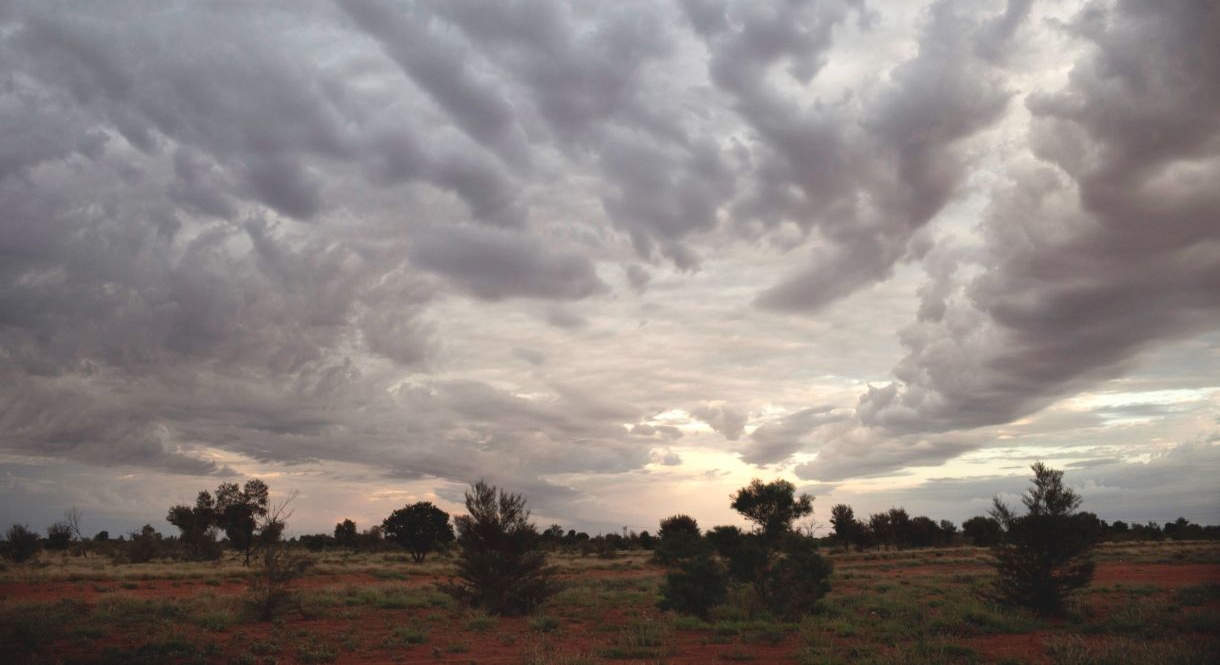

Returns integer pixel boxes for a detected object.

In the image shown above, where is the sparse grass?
[522,639,603,665]
[2,542,1216,663]
[1045,635,1220,665]
[530,614,562,632]
[386,624,428,646]
[599,612,675,659]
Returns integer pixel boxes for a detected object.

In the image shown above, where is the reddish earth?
[4,560,1216,664]
[1092,563,1220,588]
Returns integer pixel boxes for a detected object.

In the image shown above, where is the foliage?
[765,538,833,619]
[730,479,813,548]
[382,502,454,563]
[654,514,704,565]
[127,524,163,563]
[3,523,43,563]
[440,480,560,616]
[168,479,271,565]
[706,525,768,588]
[990,463,1096,614]
[962,516,1003,547]
[657,551,728,617]
[246,494,311,621]
[167,491,221,561]
[216,479,271,566]
[829,504,861,551]
[45,521,74,551]
[334,519,358,552]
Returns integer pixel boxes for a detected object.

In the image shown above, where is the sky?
[1,0,1218,539]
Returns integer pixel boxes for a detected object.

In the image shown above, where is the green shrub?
[990,464,1096,615]
[440,481,560,616]
[657,552,728,617]
[765,543,832,619]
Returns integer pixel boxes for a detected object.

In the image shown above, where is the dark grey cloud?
[743,406,844,466]
[410,225,607,301]
[0,0,1214,532]
[857,0,1220,436]
[794,425,981,481]
[512,347,548,366]
[691,404,748,441]
[752,0,1016,311]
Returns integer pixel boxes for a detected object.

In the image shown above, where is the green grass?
[599,612,674,659]
[1045,635,1220,665]
[387,624,429,645]
[530,615,562,632]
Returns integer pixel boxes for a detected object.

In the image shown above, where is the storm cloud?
[1,0,1216,533]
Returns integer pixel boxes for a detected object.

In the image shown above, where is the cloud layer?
[1,0,1217,532]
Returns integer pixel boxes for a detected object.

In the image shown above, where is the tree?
[382,501,455,563]
[441,480,559,616]
[128,524,162,563]
[167,490,221,560]
[962,515,1003,547]
[334,519,358,553]
[729,479,813,548]
[829,504,860,552]
[45,521,74,551]
[938,520,957,545]
[215,479,270,566]
[724,479,832,618]
[867,511,892,549]
[4,524,42,563]
[655,514,704,564]
[656,481,832,619]
[886,507,912,548]
[990,462,1096,614]
[908,516,939,547]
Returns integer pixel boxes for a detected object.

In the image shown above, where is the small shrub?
[3,524,43,563]
[246,533,312,620]
[530,615,561,632]
[440,481,561,616]
[657,552,728,617]
[989,464,1096,615]
[765,543,833,619]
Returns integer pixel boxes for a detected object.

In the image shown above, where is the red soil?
[3,560,1216,664]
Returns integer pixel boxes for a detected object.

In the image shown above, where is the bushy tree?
[4,524,42,563]
[441,481,559,616]
[962,515,1003,547]
[334,519,358,552]
[829,504,860,552]
[706,525,767,588]
[728,479,831,616]
[990,463,1096,614]
[45,521,74,551]
[167,491,221,560]
[167,479,271,564]
[654,514,704,564]
[127,524,162,563]
[729,479,813,548]
[660,479,831,618]
[886,507,912,548]
[215,479,270,566]
[382,502,455,563]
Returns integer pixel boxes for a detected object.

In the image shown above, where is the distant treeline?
[2,501,1216,566]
